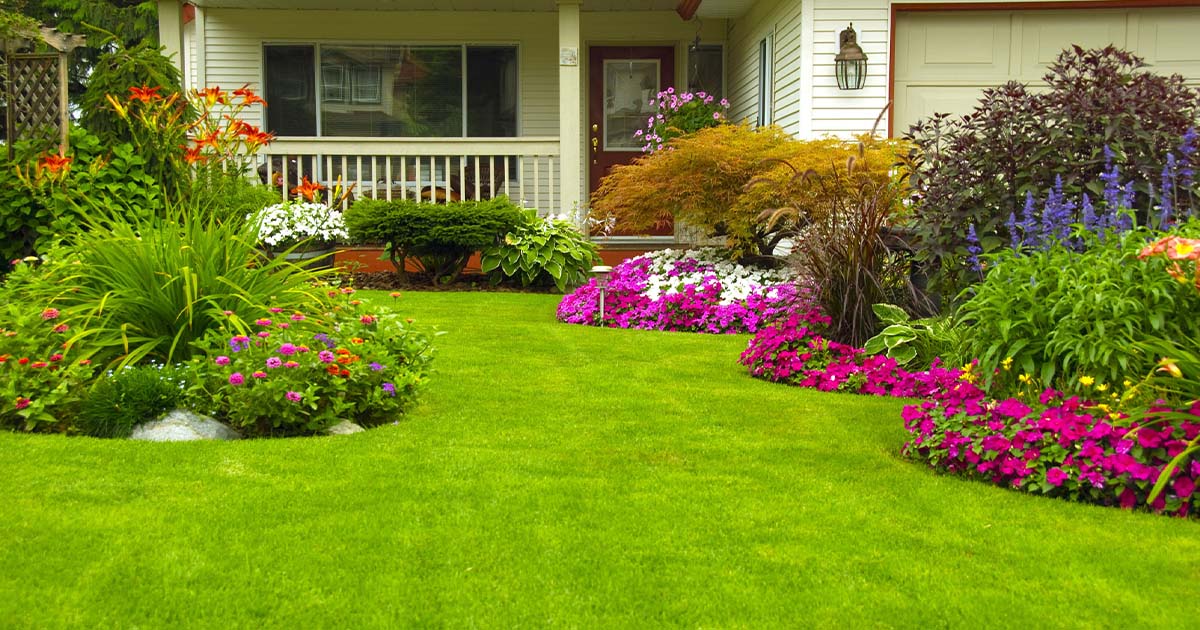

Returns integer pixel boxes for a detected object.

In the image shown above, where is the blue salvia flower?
[1159,156,1175,228]
[1081,193,1097,236]
[1020,192,1040,248]
[1006,211,1021,250]
[1041,175,1073,246]
[966,223,982,272]
[1100,146,1122,214]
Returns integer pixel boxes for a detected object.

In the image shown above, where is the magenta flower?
[41,308,59,320]
[269,307,283,313]
[318,350,335,364]
[255,318,272,327]
[284,361,300,368]
[229,372,245,386]
[215,355,231,366]
[1045,467,1068,487]
[360,314,377,325]
[252,371,268,379]
[257,331,271,339]
[278,343,297,356]
[265,357,282,369]
[290,313,305,321]
[285,391,302,403]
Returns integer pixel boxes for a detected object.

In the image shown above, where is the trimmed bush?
[345,196,522,284]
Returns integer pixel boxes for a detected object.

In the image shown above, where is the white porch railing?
[257,137,561,210]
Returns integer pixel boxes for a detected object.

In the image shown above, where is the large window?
[264,44,518,138]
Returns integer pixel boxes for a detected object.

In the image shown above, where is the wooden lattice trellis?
[3,27,85,158]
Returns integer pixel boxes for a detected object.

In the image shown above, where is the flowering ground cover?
[1,292,1198,627]
[557,248,806,333]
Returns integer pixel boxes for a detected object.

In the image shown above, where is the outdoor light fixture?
[834,23,868,91]
[590,265,613,322]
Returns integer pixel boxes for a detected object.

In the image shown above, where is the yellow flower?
[1079,375,1095,387]
[1123,379,1134,388]
[1018,373,1033,385]
[961,363,974,373]
[1001,357,1013,370]
[1157,358,1183,379]
[1096,383,1109,392]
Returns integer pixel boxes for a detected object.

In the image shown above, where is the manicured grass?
[1,291,1198,627]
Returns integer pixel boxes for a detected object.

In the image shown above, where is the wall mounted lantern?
[834,23,868,91]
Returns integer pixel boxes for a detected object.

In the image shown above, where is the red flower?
[15,397,30,410]
[49,353,63,362]
[325,364,340,376]
[0,355,7,363]
[52,324,69,333]
[30,361,47,369]
[128,85,162,103]
[17,358,29,366]
[38,154,72,175]
[290,176,326,202]
[233,85,267,106]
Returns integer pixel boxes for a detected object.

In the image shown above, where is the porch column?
[157,1,183,72]
[557,0,584,223]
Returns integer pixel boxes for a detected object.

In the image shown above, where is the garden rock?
[130,409,241,442]
[325,420,365,436]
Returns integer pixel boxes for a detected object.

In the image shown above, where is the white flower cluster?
[251,202,349,248]
[637,248,797,304]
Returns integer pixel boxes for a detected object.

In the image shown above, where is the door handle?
[591,137,599,153]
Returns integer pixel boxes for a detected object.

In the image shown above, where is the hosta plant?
[480,209,599,292]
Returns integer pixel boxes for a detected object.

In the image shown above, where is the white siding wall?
[726,0,806,135]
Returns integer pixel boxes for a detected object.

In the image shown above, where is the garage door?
[893,7,1200,134]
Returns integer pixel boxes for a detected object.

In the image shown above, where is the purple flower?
[318,350,335,364]
[381,382,396,397]
[266,357,282,369]
[369,362,384,371]
[229,336,251,352]
[229,372,245,386]
[286,391,302,403]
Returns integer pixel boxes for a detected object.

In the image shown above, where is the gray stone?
[324,420,365,435]
[130,409,241,442]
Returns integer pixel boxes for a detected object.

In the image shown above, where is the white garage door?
[893,7,1200,134]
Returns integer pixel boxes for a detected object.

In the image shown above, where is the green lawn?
[2,292,1198,628]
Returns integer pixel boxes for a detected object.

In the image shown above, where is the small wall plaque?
[559,47,578,67]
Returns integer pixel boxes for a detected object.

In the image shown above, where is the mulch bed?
[345,270,562,294]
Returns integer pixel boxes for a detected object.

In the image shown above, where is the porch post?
[157,1,183,73]
[557,0,584,223]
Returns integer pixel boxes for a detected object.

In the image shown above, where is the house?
[157,0,1200,252]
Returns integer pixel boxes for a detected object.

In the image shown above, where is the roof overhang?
[184,0,683,11]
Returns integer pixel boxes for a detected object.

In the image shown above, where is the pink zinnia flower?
[285,391,302,403]
[318,350,335,364]
[360,314,376,325]
[52,324,69,333]
[215,355,231,366]
[41,308,59,320]
[15,397,30,410]
[229,372,245,386]
[290,313,305,321]
[255,318,272,327]
[269,307,283,313]
[265,357,282,369]
[278,343,297,356]
[252,371,267,379]
[257,331,271,339]
[284,361,300,368]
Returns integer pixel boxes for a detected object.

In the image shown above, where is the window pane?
[604,59,659,151]
[688,44,723,99]
[264,45,316,136]
[467,46,518,137]
[321,45,463,137]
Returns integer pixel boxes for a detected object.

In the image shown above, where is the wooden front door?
[588,46,675,236]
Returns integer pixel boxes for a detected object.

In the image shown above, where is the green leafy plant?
[76,364,186,438]
[344,197,522,285]
[0,297,96,432]
[862,303,965,369]
[79,38,184,146]
[956,223,1200,395]
[480,209,599,292]
[1,209,338,369]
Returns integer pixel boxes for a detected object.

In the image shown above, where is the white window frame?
[758,34,774,127]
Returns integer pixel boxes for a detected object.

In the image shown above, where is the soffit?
[187,1,682,11]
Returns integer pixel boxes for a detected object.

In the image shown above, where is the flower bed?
[740,312,1200,516]
[556,248,807,334]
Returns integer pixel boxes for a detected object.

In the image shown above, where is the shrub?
[905,46,1200,291]
[1,209,338,369]
[77,364,186,438]
[591,123,905,258]
[79,39,185,146]
[480,209,599,292]
[251,201,348,250]
[956,223,1200,397]
[637,89,729,153]
[557,248,806,333]
[344,197,522,284]
[182,295,434,436]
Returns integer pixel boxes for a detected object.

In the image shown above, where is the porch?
[157,0,735,237]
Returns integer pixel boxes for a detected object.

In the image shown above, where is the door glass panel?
[604,59,659,151]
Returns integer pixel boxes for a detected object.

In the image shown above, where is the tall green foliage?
[79,39,183,145]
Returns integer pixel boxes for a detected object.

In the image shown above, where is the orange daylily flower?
[194,87,229,107]
[291,176,326,202]
[233,84,267,106]
[182,146,206,164]
[39,152,72,175]
[128,85,161,103]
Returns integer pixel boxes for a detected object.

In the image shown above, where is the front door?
[588,46,675,236]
